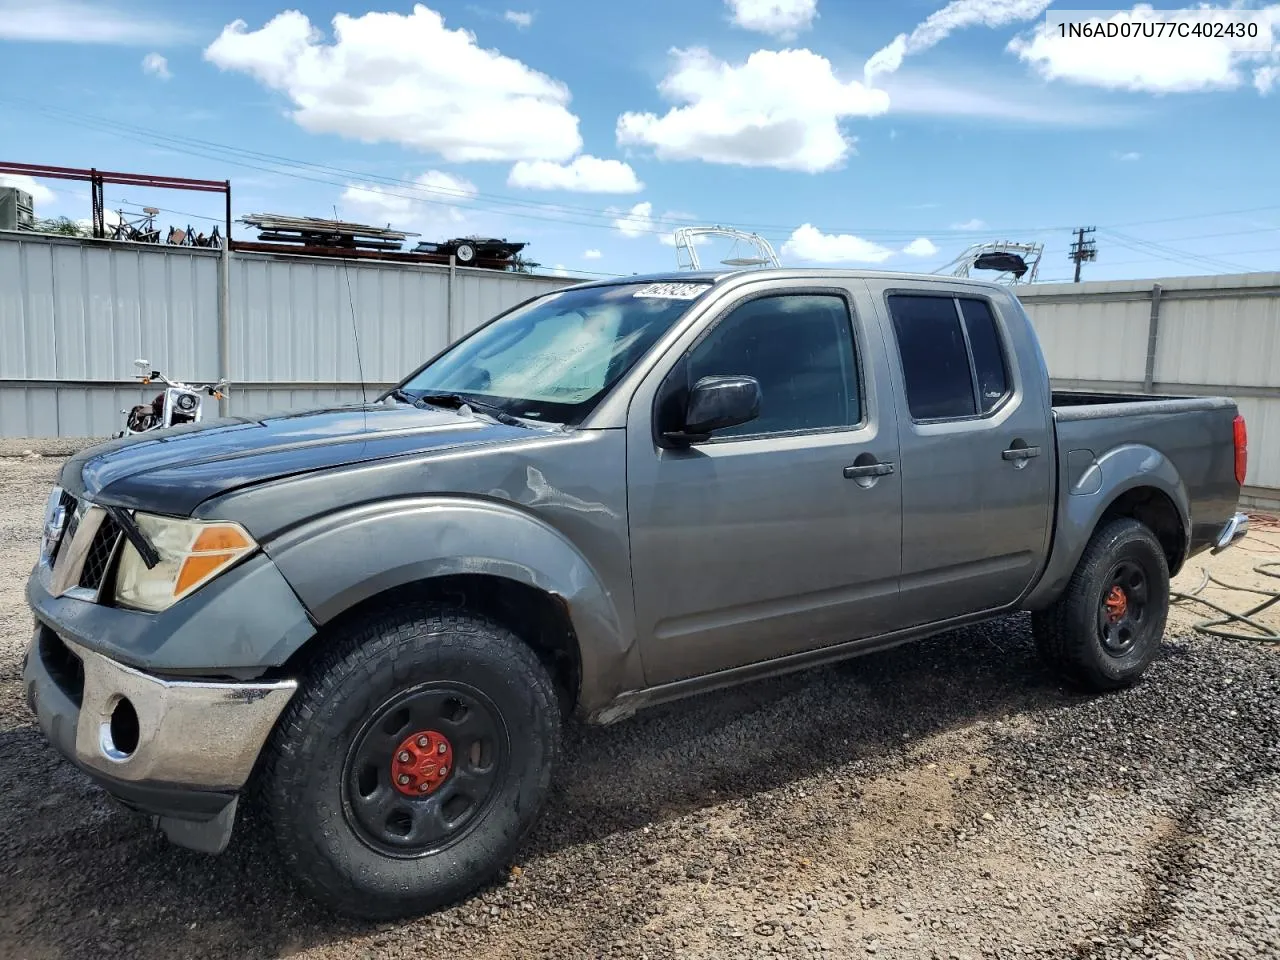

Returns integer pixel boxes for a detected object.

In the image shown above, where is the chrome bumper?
[1211,512,1249,554]
[27,630,297,790]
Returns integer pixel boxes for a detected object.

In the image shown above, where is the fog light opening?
[106,696,140,759]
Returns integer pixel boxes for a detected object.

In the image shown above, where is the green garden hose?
[1170,512,1280,644]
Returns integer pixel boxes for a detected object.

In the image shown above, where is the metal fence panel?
[1156,288,1280,388]
[0,232,574,438]
[1021,292,1150,383]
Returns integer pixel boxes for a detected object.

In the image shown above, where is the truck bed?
[1050,389,1233,421]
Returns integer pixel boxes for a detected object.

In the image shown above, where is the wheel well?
[1097,486,1186,574]
[282,575,582,717]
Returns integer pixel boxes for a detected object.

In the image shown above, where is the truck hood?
[63,403,536,515]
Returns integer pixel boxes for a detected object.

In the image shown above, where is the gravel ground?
[2,454,1279,959]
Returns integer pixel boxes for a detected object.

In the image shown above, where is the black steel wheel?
[1097,559,1150,657]
[261,602,561,920]
[1032,517,1170,691]
[342,682,508,858]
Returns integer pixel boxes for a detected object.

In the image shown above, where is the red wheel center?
[390,730,454,797]
[1104,586,1128,623]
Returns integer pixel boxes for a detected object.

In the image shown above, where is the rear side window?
[886,295,975,420]
[887,294,1011,421]
[959,298,1009,413]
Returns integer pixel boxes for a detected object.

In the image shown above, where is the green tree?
[36,216,87,237]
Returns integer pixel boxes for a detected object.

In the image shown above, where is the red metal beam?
[0,161,227,192]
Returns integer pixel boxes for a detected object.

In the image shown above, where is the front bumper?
[1212,512,1250,554]
[23,623,296,852]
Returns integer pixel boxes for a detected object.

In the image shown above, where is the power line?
[1102,229,1254,274]
[17,95,1276,243]
[7,95,1280,257]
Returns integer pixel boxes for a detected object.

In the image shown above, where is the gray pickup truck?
[25,268,1249,919]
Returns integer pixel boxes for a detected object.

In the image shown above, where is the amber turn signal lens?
[191,525,253,552]
[174,553,234,596]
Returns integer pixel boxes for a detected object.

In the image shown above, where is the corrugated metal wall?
[1019,272,1280,504]
[0,232,574,437]
[3,232,1276,504]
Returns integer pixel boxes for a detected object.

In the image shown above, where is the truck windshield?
[399,281,711,425]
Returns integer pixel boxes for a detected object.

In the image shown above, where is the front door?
[874,283,1053,625]
[627,286,903,686]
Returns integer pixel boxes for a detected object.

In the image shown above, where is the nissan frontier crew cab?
[25,268,1249,919]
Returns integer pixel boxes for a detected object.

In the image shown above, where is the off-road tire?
[260,602,561,920]
[1032,517,1170,691]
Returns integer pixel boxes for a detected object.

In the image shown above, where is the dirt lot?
[1,452,1279,960]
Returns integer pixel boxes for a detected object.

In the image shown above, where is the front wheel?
[261,603,562,920]
[1032,517,1170,691]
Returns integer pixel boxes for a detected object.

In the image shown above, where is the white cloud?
[583,249,603,259]
[612,200,656,238]
[782,224,895,264]
[340,171,478,233]
[0,0,187,44]
[1008,5,1280,94]
[903,237,939,257]
[0,173,56,206]
[607,200,693,244]
[617,47,889,172]
[205,6,582,163]
[876,72,1136,126]
[503,10,533,28]
[141,52,170,80]
[725,0,817,38]
[551,264,571,276]
[866,0,1052,80]
[1116,151,1141,161]
[508,156,643,193]
[951,218,986,230]
[1257,64,1280,93]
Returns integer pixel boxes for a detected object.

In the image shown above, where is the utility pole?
[1068,226,1097,282]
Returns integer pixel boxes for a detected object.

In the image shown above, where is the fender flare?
[1023,443,1190,611]
[264,496,635,715]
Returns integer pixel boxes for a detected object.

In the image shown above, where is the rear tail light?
[1233,414,1248,486]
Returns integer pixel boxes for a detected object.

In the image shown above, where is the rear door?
[870,281,1053,626]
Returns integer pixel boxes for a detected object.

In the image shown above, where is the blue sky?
[0,0,1277,282]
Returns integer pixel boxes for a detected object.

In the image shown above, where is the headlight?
[175,392,198,412]
[114,513,256,612]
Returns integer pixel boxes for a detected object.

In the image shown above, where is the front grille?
[38,627,84,707]
[78,512,122,591]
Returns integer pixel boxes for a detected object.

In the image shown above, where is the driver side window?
[686,294,861,439]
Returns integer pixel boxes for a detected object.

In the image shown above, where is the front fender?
[1023,443,1190,611]
[264,497,635,716]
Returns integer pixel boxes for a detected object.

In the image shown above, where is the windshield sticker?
[632,282,711,300]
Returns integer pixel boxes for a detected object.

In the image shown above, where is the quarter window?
[887,294,1011,421]
[685,294,860,437]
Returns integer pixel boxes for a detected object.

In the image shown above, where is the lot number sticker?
[632,282,711,300]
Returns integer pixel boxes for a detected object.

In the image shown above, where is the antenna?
[333,205,369,410]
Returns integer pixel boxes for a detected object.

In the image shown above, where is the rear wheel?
[261,602,561,920]
[1032,517,1170,691]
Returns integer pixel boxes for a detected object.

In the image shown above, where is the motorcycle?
[117,358,228,437]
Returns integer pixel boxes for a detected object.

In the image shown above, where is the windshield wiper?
[416,393,527,428]
[386,387,418,405]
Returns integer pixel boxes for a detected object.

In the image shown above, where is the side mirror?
[665,375,761,443]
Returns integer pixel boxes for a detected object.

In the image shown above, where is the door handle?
[844,461,895,479]
[1002,445,1041,461]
